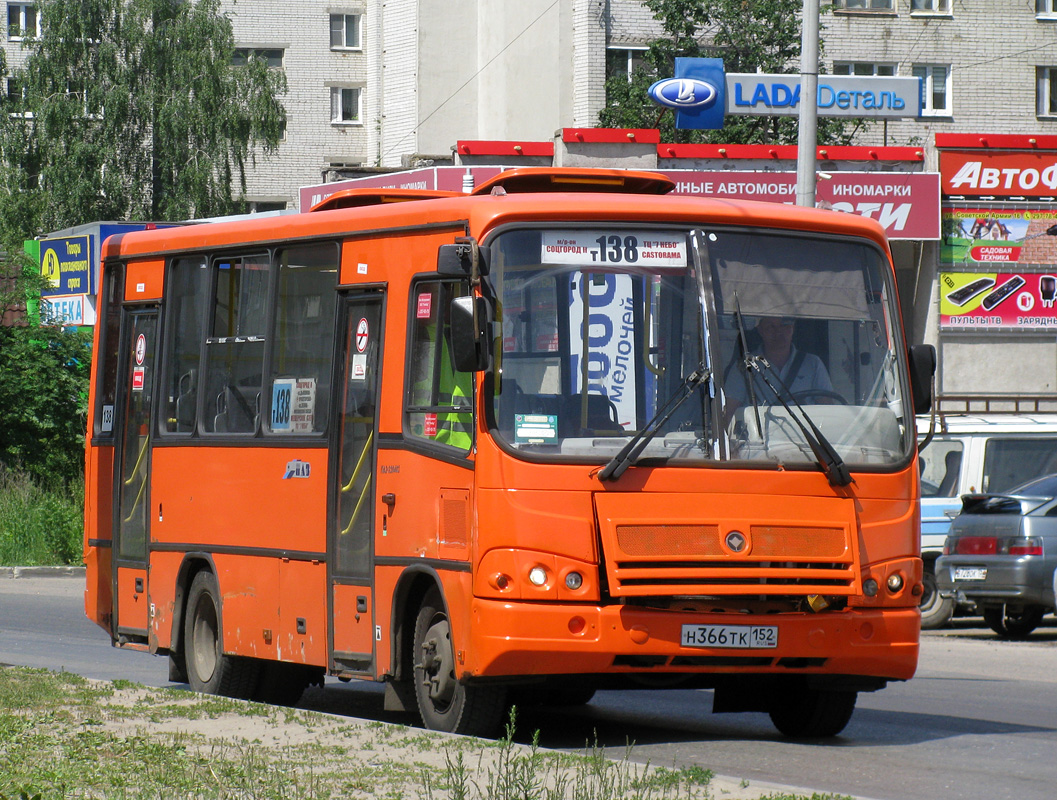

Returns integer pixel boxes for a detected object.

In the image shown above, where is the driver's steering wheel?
[792,389,847,405]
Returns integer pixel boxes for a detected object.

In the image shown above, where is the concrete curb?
[0,565,86,578]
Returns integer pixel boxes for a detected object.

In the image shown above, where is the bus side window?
[406,280,473,451]
[203,253,270,435]
[266,243,339,435]
[163,257,208,434]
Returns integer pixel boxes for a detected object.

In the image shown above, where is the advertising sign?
[940,271,1057,330]
[726,74,922,119]
[661,170,941,240]
[941,207,1057,266]
[40,235,92,297]
[941,150,1057,198]
[300,168,941,240]
[40,294,86,326]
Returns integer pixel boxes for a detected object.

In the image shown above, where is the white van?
[917,408,1057,628]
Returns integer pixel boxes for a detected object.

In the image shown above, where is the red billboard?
[941,150,1057,198]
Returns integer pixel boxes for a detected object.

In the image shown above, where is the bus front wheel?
[412,587,506,736]
[184,571,259,699]
[768,684,857,738]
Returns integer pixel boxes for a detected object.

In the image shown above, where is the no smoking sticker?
[356,318,369,352]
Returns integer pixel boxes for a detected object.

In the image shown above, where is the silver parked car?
[936,473,1057,638]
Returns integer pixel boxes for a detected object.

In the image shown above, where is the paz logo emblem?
[725,530,747,553]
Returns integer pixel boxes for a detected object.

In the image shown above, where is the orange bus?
[84,167,935,738]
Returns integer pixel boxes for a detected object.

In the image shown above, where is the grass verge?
[0,469,83,566]
[0,667,853,800]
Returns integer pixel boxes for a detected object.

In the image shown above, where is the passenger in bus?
[725,316,834,411]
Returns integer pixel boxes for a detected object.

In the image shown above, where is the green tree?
[599,0,858,146]
[0,256,92,487]
[0,0,287,234]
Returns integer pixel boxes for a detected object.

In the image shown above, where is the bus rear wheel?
[184,571,259,699]
[412,587,506,736]
[768,684,857,738]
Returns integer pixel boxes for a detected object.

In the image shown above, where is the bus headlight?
[886,572,904,593]
[528,566,548,586]
[565,571,583,590]
[863,578,879,597]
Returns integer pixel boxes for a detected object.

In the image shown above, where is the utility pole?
[795,0,820,208]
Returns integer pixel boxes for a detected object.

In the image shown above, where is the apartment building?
[9,1,1057,396]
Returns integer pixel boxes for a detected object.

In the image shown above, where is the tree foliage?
[599,0,858,146]
[0,257,92,487]
[0,0,287,234]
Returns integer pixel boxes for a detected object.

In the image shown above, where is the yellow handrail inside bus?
[123,436,148,487]
[340,425,373,493]
[341,473,372,537]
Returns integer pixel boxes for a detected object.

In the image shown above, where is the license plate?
[954,566,987,581]
[680,624,778,649]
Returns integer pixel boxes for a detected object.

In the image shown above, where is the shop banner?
[940,271,1057,330]
[940,208,1057,266]
[40,235,92,297]
[941,150,1057,198]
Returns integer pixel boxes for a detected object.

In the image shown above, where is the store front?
[935,134,1057,401]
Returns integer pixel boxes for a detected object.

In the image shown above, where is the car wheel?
[768,684,857,738]
[982,604,1045,639]
[184,571,259,699]
[412,587,506,736]
[919,567,954,630]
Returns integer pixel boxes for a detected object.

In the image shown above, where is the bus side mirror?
[450,295,490,372]
[438,239,487,276]
[908,344,936,415]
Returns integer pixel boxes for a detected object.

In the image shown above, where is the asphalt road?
[2,573,1055,800]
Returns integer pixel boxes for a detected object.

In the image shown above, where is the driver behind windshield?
[724,316,834,409]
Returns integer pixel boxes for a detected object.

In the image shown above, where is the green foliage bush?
[0,322,92,487]
[0,468,83,566]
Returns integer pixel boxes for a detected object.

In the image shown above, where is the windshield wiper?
[597,364,711,482]
[746,358,852,487]
[731,295,763,437]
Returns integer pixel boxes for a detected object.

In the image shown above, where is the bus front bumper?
[466,598,919,682]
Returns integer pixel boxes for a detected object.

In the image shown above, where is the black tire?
[768,686,857,738]
[982,604,1045,639]
[412,587,506,736]
[919,567,955,630]
[509,681,596,708]
[254,662,322,707]
[184,571,259,699]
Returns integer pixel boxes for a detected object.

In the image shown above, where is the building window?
[911,0,950,11]
[912,64,951,116]
[330,13,361,50]
[232,48,284,69]
[1038,67,1057,117]
[606,47,648,82]
[833,62,896,77]
[833,0,894,10]
[8,3,39,39]
[1038,0,1057,18]
[330,87,362,124]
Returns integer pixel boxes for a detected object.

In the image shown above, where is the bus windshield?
[488,226,912,471]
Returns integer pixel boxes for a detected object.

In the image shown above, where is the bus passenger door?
[330,293,382,675]
[112,308,158,645]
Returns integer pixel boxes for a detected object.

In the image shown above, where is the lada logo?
[647,78,719,109]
